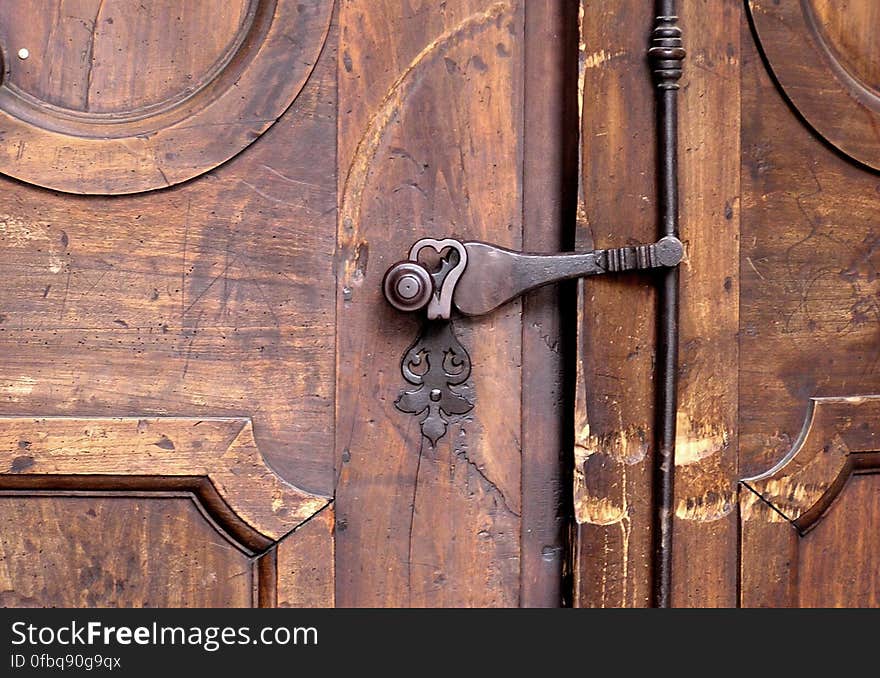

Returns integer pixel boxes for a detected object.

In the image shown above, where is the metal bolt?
[395,274,422,300]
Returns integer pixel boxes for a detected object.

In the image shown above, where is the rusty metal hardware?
[395,319,473,446]
[650,4,685,608]
[384,236,683,318]
[384,238,468,319]
[383,235,683,444]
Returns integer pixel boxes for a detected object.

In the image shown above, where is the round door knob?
[383,261,434,312]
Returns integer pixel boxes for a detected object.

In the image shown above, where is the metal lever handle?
[383,236,684,318]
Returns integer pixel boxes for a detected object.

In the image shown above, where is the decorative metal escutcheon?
[383,235,684,444]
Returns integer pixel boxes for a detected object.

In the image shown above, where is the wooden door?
[575,0,880,607]
[0,0,573,607]
[0,0,338,608]
[4,0,874,611]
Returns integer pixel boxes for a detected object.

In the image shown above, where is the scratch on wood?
[574,490,626,525]
[675,413,730,466]
[181,199,190,324]
[339,1,511,284]
[745,256,766,281]
[583,49,625,69]
[740,485,790,523]
[83,0,107,111]
[1,377,37,402]
[744,477,830,522]
[0,214,65,273]
[675,489,735,521]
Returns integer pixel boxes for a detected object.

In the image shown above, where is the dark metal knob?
[654,235,684,268]
[383,261,434,312]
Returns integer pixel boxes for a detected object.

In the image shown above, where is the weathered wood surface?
[574,0,741,609]
[740,397,880,607]
[0,417,328,540]
[748,0,880,169]
[0,416,334,607]
[742,397,880,528]
[670,0,741,608]
[574,0,656,608]
[0,3,338,608]
[276,505,335,608]
[737,0,880,608]
[0,13,337,497]
[336,0,525,606]
[0,0,333,192]
[739,7,880,480]
[0,494,259,607]
[576,0,879,609]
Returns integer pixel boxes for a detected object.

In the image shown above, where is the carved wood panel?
[738,1,880,608]
[748,0,880,169]
[0,0,332,193]
[0,15,337,496]
[0,495,261,607]
[740,397,880,607]
[0,417,332,607]
[0,0,338,608]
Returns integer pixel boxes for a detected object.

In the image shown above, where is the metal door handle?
[380,235,683,447]
[383,236,683,318]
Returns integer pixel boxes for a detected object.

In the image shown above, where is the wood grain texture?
[336,0,524,607]
[796,474,880,607]
[0,9,337,609]
[0,494,258,607]
[740,397,880,607]
[574,0,656,608]
[275,505,334,607]
[747,0,880,169]
[811,0,880,92]
[742,397,880,527]
[520,0,578,608]
[737,2,880,609]
[670,0,741,608]
[0,0,333,192]
[0,19,337,495]
[0,417,329,541]
[739,20,880,480]
[2,0,249,113]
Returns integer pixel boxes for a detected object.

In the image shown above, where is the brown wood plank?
[797,473,880,607]
[0,494,256,607]
[520,0,579,608]
[276,506,334,608]
[336,0,525,607]
[739,495,798,608]
[740,397,880,607]
[670,0,741,608]
[574,0,656,608]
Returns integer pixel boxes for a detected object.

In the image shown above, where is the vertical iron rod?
[649,2,685,608]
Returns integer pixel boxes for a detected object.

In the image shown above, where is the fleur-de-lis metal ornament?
[383,239,473,445]
[383,233,684,445]
[395,320,473,446]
